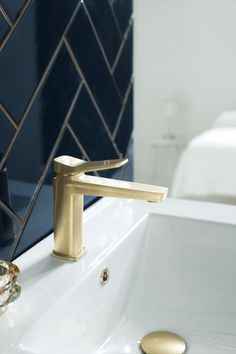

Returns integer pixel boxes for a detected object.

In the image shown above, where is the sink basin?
[1,198,236,354]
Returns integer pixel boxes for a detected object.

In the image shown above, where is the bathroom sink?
[1,198,236,354]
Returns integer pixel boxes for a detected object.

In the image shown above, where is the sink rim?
[1,197,236,354]
[16,196,236,268]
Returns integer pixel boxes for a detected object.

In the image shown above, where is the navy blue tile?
[110,0,132,33]
[115,85,133,156]
[69,87,118,164]
[85,0,121,66]
[114,26,132,98]
[0,10,9,42]
[0,0,78,123]
[0,111,15,162]
[2,45,81,218]
[0,165,10,206]
[0,207,20,261]
[12,175,53,259]
[67,5,121,132]
[12,127,93,259]
[0,0,133,260]
[0,0,26,20]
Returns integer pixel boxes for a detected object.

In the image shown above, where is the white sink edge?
[15,197,236,273]
[1,197,236,354]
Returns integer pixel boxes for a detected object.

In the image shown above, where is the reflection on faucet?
[52,156,168,261]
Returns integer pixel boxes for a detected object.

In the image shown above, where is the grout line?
[113,77,133,138]
[107,0,122,39]
[108,0,124,38]
[0,1,82,171]
[83,2,112,73]
[111,33,126,74]
[82,2,122,103]
[0,4,13,27]
[66,123,90,161]
[0,0,32,52]
[9,82,83,261]
[0,201,22,225]
[66,123,100,177]
[112,18,133,74]
[0,104,18,129]
[64,39,84,82]
[64,38,120,157]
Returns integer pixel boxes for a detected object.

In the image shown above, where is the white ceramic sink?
[1,198,236,354]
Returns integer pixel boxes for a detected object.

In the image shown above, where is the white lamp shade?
[162,100,179,118]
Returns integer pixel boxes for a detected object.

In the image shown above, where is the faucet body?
[53,156,168,261]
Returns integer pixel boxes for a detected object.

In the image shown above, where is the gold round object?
[141,331,187,354]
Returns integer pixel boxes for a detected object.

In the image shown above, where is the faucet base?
[51,247,87,262]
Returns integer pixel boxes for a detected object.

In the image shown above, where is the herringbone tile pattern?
[0,0,133,260]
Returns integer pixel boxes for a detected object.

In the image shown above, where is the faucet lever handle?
[54,156,128,175]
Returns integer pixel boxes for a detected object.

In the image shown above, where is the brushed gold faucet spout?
[52,156,168,261]
[73,174,167,202]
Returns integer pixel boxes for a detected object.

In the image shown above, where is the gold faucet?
[52,156,168,261]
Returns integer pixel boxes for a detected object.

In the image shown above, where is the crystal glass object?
[0,260,21,315]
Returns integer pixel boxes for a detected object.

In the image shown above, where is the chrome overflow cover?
[100,267,110,285]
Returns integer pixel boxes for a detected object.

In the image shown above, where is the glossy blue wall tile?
[69,87,119,162]
[67,5,122,132]
[0,207,20,259]
[110,0,132,33]
[0,11,9,42]
[0,0,78,122]
[0,0,133,261]
[114,26,133,98]
[85,0,122,66]
[0,111,15,161]
[115,86,133,156]
[0,0,26,20]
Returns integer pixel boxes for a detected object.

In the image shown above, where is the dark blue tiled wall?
[0,0,133,261]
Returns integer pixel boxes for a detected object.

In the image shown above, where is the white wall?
[134,0,236,183]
